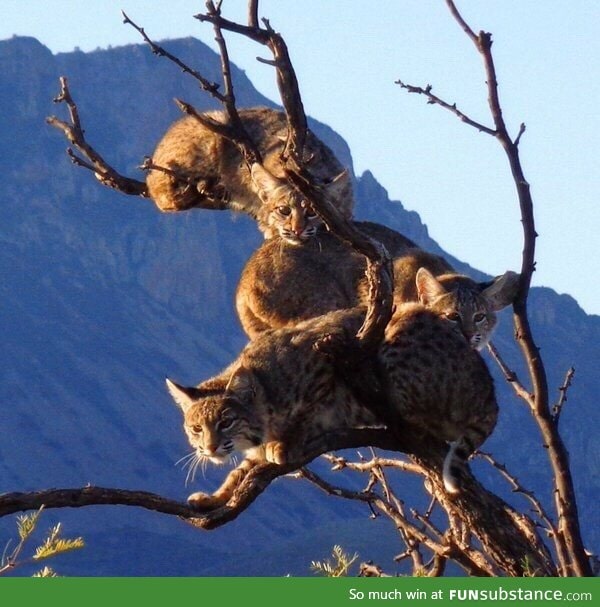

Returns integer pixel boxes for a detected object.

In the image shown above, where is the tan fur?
[235,221,417,338]
[146,107,354,241]
[166,308,380,509]
[168,297,499,505]
[392,248,454,302]
[414,267,519,350]
[391,250,519,349]
[379,302,498,493]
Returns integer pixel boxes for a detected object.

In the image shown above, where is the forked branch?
[396,0,591,576]
[196,0,307,166]
[46,77,147,196]
[395,81,496,136]
[0,421,555,576]
[123,8,263,169]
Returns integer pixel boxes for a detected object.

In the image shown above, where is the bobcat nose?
[202,442,219,456]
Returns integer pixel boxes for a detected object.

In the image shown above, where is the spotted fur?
[236,223,417,338]
[379,302,498,493]
[167,309,380,510]
[146,107,353,241]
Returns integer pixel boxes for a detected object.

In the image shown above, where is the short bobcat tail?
[442,439,472,494]
[442,426,490,494]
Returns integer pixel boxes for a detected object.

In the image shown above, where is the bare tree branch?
[442,1,590,574]
[124,7,263,169]
[46,77,147,196]
[476,450,568,575]
[299,467,496,577]
[394,0,591,576]
[552,367,575,426]
[121,11,224,100]
[395,81,496,136]
[0,428,399,525]
[0,419,555,576]
[196,2,307,166]
[486,341,532,404]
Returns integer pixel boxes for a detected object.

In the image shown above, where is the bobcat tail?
[442,439,472,494]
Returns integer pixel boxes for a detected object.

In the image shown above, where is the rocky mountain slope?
[0,36,597,575]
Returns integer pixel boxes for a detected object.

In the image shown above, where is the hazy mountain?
[0,36,597,576]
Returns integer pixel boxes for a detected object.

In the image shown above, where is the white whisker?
[174,451,196,468]
[185,455,204,487]
[200,457,209,477]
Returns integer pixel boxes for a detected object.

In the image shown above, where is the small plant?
[311,545,359,577]
[0,506,84,576]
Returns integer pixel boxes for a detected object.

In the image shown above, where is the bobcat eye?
[218,417,235,431]
[305,207,317,219]
[445,312,461,322]
[191,425,203,434]
[277,206,291,216]
[473,312,486,323]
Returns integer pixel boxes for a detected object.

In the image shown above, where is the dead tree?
[394,0,591,576]
[5,0,591,577]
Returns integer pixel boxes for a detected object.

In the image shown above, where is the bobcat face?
[416,268,520,350]
[264,189,322,245]
[428,291,495,350]
[251,163,349,245]
[166,379,261,465]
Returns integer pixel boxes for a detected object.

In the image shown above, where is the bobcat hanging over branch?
[48,5,358,246]
[146,108,354,241]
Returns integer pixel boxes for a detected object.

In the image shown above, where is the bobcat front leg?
[264,440,287,465]
[187,457,258,511]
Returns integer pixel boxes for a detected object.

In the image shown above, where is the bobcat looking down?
[146,107,353,244]
[166,309,381,510]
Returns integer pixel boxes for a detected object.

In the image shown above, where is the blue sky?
[2,1,598,315]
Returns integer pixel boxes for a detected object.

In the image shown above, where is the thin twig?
[486,342,533,405]
[476,451,559,536]
[122,11,224,100]
[395,80,496,136]
[552,367,575,426]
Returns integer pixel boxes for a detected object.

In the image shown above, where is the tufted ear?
[325,169,350,200]
[415,267,447,305]
[481,271,521,311]
[165,378,201,414]
[225,365,256,404]
[250,163,283,199]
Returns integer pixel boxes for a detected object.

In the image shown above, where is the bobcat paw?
[265,441,287,465]
[187,491,225,511]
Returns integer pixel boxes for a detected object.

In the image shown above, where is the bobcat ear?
[325,169,350,200]
[481,271,521,311]
[165,378,199,414]
[415,267,446,305]
[250,163,282,199]
[225,366,256,403]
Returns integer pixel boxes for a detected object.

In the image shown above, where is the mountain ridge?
[0,35,597,576]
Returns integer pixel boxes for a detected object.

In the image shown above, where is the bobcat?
[411,265,520,350]
[166,309,381,510]
[167,302,497,507]
[379,301,498,493]
[235,221,417,338]
[146,107,353,244]
[236,234,517,344]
